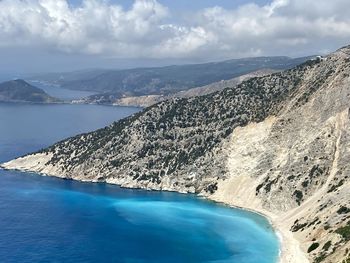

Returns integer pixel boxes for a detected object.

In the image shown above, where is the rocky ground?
[3,46,350,263]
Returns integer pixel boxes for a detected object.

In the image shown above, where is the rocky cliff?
[3,46,350,263]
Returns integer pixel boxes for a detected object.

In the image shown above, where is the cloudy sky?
[0,0,349,75]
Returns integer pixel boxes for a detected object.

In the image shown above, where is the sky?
[0,0,349,75]
[68,0,270,10]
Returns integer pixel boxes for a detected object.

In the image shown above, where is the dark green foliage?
[35,53,328,188]
[337,206,350,214]
[323,224,330,230]
[335,221,350,240]
[314,253,326,263]
[308,242,319,253]
[291,221,307,232]
[264,178,278,193]
[287,175,295,180]
[309,165,325,178]
[293,190,303,205]
[110,159,122,167]
[327,179,345,193]
[256,183,264,195]
[307,218,320,227]
[205,183,218,194]
[302,180,309,187]
[322,241,331,251]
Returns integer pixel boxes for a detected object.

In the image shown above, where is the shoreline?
[0,166,308,263]
[206,197,305,263]
[208,192,309,263]
[0,99,145,109]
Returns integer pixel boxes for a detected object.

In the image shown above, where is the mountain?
[32,56,311,97]
[0,79,60,103]
[3,46,350,263]
[75,69,279,107]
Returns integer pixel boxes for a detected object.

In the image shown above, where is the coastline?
[218,204,308,263]
[208,183,309,263]
[0,165,309,263]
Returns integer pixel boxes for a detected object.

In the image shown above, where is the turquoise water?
[0,91,279,262]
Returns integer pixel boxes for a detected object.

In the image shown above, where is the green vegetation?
[308,242,320,253]
[291,221,307,232]
[335,221,350,240]
[322,241,331,251]
[328,179,345,193]
[337,206,350,214]
[309,165,325,179]
[0,79,60,103]
[293,190,303,205]
[37,53,325,194]
[314,253,326,263]
[47,56,311,96]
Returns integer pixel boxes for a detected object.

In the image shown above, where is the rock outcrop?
[3,46,350,263]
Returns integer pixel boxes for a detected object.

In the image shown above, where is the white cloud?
[0,0,349,59]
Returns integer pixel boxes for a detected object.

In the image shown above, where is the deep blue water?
[0,103,140,163]
[28,81,96,101]
[0,90,279,263]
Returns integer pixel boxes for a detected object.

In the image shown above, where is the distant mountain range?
[32,56,313,103]
[0,79,60,104]
[2,56,313,107]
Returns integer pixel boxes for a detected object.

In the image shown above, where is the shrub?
[337,206,350,214]
[293,190,303,205]
[322,241,331,251]
[307,242,319,253]
[336,221,350,240]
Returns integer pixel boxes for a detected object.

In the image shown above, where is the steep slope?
[3,46,350,263]
[210,48,350,263]
[75,69,278,107]
[0,79,60,103]
[174,69,279,98]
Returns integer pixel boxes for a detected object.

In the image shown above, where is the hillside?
[3,46,350,263]
[0,79,60,103]
[33,56,311,97]
[75,69,278,107]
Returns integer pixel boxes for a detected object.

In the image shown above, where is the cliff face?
[210,47,350,263]
[3,46,350,263]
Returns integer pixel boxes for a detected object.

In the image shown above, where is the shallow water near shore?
[0,94,279,263]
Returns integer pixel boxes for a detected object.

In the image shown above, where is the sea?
[0,83,279,263]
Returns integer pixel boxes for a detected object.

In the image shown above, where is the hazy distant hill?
[0,79,60,103]
[32,56,312,97]
[32,69,109,84]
